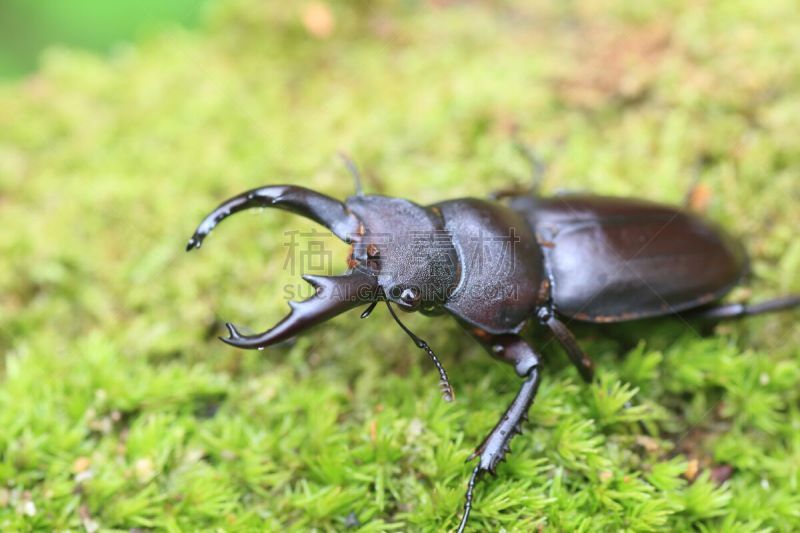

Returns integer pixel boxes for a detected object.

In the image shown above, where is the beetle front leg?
[456,333,542,533]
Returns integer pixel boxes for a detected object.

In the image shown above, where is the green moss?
[0,0,798,530]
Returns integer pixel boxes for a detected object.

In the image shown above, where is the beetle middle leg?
[539,310,595,383]
[457,333,542,533]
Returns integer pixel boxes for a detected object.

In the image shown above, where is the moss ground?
[1,1,799,530]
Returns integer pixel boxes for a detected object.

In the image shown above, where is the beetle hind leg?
[456,334,542,533]
[683,294,800,320]
[540,311,595,383]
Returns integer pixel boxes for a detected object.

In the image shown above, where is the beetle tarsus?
[456,464,483,533]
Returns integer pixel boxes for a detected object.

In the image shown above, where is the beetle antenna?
[386,301,455,402]
[512,136,547,194]
[511,128,548,195]
[338,151,364,196]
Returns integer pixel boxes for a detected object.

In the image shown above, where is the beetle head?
[346,195,459,313]
[187,186,458,350]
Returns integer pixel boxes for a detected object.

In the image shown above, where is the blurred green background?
[0,0,209,79]
[0,0,798,531]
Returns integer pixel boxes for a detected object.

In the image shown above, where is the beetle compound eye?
[389,285,403,299]
[388,286,421,309]
[400,287,421,307]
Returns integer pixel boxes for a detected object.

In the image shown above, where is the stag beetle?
[186,152,799,532]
